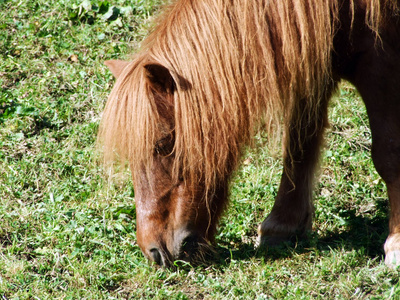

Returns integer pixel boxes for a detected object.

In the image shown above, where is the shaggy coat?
[98,0,400,266]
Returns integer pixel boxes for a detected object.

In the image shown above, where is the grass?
[1,0,400,298]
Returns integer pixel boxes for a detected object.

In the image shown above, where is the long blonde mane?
[98,0,397,193]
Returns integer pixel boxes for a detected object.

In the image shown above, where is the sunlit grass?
[1,0,400,298]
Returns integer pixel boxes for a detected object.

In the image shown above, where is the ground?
[1,0,400,298]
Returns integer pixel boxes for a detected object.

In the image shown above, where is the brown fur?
[98,0,400,266]
[99,0,341,190]
[99,0,397,191]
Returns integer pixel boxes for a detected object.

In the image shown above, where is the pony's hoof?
[384,234,400,269]
[257,232,293,248]
[257,222,297,248]
[257,214,310,248]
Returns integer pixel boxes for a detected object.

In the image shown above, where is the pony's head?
[99,0,339,266]
[100,59,228,266]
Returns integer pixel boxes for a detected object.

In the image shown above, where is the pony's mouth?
[146,233,213,268]
[177,234,200,261]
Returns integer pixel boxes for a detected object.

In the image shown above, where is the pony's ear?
[144,63,176,94]
[104,60,130,79]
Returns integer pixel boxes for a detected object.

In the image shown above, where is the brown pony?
[98,0,400,267]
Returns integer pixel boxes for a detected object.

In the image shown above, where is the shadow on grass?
[316,198,389,257]
[212,243,257,266]
[212,198,389,265]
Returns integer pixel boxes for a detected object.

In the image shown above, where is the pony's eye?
[154,134,174,156]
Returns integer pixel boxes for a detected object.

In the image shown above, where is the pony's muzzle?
[145,230,201,267]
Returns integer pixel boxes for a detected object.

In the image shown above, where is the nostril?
[149,248,163,265]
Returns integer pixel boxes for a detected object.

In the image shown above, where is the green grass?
[1,0,400,298]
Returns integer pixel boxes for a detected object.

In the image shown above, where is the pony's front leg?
[258,94,332,246]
